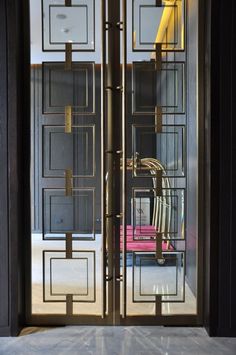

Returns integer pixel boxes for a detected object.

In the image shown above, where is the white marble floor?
[0,327,236,355]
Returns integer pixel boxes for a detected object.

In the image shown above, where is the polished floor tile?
[0,327,236,355]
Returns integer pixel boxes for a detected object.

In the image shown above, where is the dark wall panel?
[204,0,236,337]
[0,0,9,333]
[0,0,30,336]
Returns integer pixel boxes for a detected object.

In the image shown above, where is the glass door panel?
[30,0,105,321]
[29,0,200,325]
[120,0,198,320]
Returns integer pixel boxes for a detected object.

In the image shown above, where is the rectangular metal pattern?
[43,125,95,178]
[132,62,185,115]
[132,0,185,51]
[42,0,95,51]
[42,62,95,115]
[132,125,186,178]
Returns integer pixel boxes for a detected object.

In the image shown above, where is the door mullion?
[106,0,121,325]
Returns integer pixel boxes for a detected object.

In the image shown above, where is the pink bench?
[120,225,173,252]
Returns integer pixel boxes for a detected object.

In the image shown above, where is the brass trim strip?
[156,232,163,259]
[65,169,72,196]
[155,43,162,71]
[155,170,163,196]
[155,106,162,133]
[101,0,106,319]
[65,42,72,70]
[66,233,72,259]
[122,0,127,319]
[155,296,162,316]
[65,105,72,133]
[66,294,73,315]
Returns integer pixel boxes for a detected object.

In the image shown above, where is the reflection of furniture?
[120,225,173,253]
[119,157,173,252]
[127,156,172,235]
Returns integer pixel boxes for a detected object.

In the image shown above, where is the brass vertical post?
[107,0,121,325]
[65,169,72,196]
[155,43,162,133]
[65,0,72,70]
[101,0,106,319]
[155,296,162,316]
[65,105,72,133]
[121,0,127,319]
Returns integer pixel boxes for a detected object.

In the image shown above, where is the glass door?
[120,0,200,324]
[28,0,201,325]
[29,0,108,324]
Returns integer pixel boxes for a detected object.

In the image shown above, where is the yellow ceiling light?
[155,6,174,44]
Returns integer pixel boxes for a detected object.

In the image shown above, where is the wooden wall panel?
[0,0,10,335]
[204,0,236,336]
[0,0,30,336]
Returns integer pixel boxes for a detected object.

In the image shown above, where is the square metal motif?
[132,251,185,303]
[43,250,96,303]
[42,0,95,51]
[133,0,185,51]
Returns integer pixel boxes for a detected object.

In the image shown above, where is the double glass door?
[29,0,200,325]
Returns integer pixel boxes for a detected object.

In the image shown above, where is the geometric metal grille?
[132,125,186,177]
[42,62,95,114]
[43,250,96,303]
[132,251,185,303]
[43,125,95,178]
[132,62,185,115]
[132,0,185,51]
[43,188,95,240]
[42,0,95,51]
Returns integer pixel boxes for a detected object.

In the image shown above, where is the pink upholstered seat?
[120,225,173,252]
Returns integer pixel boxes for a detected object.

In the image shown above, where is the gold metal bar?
[107,0,121,325]
[65,169,72,196]
[65,105,72,133]
[155,43,162,71]
[66,233,72,259]
[155,170,163,196]
[156,232,163,259]
[101,0,106,320]
[122,0,127,320]
[155,296,162,316]
[66,294,73,315]
[65,42,72,70]
[155,106,162,133]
